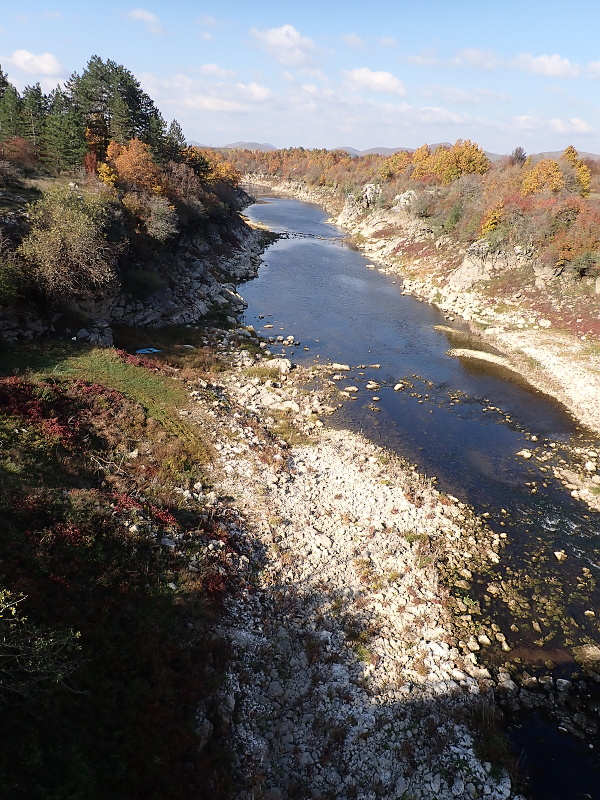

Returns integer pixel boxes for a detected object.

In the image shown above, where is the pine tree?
[108,93,134,144]
[163,119,186,162]
[21,84,46,154]
[142,111,167,162]
[42,88,86,173]
[68,56,164,156]
[0,65,9,100]
[0,85,22,140]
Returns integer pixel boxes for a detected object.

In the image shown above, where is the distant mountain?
[332,145,410,157]
[484,150,504,162]
[532,150,600,162]
[222,141,277,151]
[331,146,363,156]
[189,141,600,162]
[331,143,454,157]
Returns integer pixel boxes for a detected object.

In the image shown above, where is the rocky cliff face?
[0,214,267,346]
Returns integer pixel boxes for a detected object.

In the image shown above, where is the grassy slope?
[0,337,238,800]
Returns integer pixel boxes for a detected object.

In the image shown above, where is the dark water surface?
[242,196,600,798]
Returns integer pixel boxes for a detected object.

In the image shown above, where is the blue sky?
[2,0,600,154]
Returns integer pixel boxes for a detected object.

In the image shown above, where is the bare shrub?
[19,185,122,298]
[122,191,178,242]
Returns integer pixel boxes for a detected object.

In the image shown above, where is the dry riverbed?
[182,329,526,800]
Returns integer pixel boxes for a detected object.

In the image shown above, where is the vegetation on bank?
[0,333,251,799]
[0,56,243,311]
[0,56,257,798]
[223,141,600,282]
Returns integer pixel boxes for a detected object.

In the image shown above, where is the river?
[241,195,600,799]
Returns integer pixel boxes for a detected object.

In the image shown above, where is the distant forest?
[2,53,600,293]
[224,142,600,279]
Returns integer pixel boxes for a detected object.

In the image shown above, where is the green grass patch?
[244,364,280,383]
[271,410,314,446]
[0,341,211,478]
[0,339,242,798]
[112,324,227,373]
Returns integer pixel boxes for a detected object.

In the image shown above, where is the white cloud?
[196,14,218,40]
[406,50,440,66]
[3,49,63,75]
[196,15,219,28]
[587,60,600,78]
[126,8,165,35]
[380,37,397,48]
[513,115,591,134]
[344,67,406,96]
[549,117,592,134]
[43,11,62,18]
[342,33,366,49]
[250,24,317,67]
[139,73,274,115]
[199,63,237,79]
[284,67,330,84]
[417,106,465,125]
[452,48,500,70]
[510,53,579,78]
[422,84,508,105]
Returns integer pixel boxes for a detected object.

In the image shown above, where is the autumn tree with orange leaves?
[113,139,163,193]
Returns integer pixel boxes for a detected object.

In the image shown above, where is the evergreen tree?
[163,119,187,162]
[0,65,9,100]
[21,84,46,154]
[108,92,134,144]
[68,56,163,157]
[42,88,86,173]
[142,110,167,162]
[0,85,22,140]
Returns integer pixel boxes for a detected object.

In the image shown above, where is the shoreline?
[186,332,524,799]
[244,176,600,438]
[243,176,600,510]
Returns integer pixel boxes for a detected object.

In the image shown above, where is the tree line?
[0,56,244,307]
[0,55,186,172]
[224,141,600,279]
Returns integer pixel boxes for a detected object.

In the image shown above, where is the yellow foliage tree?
[379,151,411,181]
[480,203,504,235]
[436,139,490,184]
[521,159,565,195]
[207,161,241,186]
[106,140,124,165]
[562,146,591,197]
[575,160,591,197]
[410,144,432,180]
[563,145,579,166]
[97,161,117,187]
[411,140,489,184]
[114,139,162,194]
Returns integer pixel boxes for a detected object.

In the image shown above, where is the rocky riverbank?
[0,213,269,347]
[182,328,526,800]
[245,176,600,429]
[244,175,600,510]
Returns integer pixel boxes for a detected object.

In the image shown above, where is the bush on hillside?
[19,185,123,298]
[0,232,28,306]
[121,191,179,242]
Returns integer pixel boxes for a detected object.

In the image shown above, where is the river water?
[241,195,600,798]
